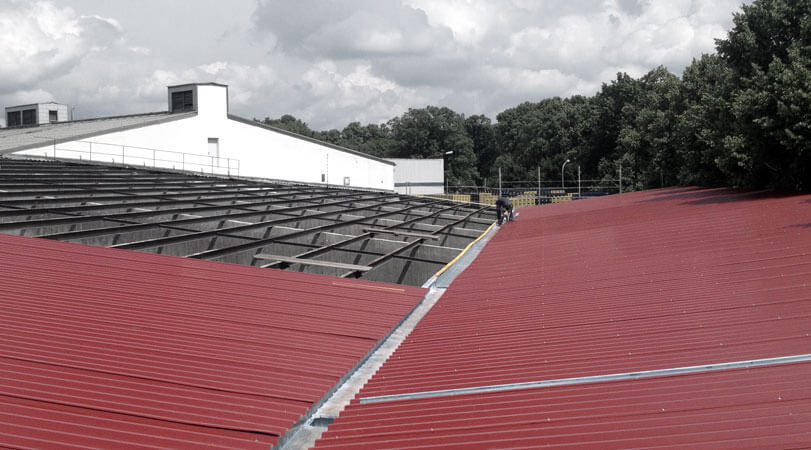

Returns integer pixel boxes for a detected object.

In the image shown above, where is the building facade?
[386,158,445,195]
[2,83,394,191]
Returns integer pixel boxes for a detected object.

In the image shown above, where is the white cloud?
[128,46,151,56]
[1,0,747,129]
[0,1,84,93]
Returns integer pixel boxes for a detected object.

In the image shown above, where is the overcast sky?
[1,0,746,130]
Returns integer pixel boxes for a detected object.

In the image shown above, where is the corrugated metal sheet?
[361,188,811,396]
[319,362,811,448]
[314,187,811,448]
[0,233,426,447]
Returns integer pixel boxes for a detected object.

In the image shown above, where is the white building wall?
[36,103,68,124]
[14,85,394,191]
[387,158,444,195]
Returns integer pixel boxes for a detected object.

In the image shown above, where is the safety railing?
[32,139,239,177]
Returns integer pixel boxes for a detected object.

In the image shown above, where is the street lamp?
[443,151,454,194]
[561,159,570,188]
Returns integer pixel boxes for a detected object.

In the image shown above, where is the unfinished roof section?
[0,157,493,286]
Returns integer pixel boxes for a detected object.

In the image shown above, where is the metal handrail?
[39,139,239,176]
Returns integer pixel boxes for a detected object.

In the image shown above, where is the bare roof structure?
[0,156,494,286]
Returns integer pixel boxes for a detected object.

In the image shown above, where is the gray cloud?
[0,0,746,131]
[0,1,124,95]
[253,0,451,59]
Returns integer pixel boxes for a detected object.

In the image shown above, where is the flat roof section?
[0,233,427,448]
[0,157,494,286]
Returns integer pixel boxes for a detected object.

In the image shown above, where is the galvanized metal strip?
[359,354,811,404]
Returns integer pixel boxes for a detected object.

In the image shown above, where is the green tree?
[465,115,498,183]
[592,73,642,186]
[339,122,393,157]
[261,114,315,137]
[616,66,683,190]
[495,98,587,183]
[676,54,735,186]
[315,129,341,145]
[715,0,811,189]
[388,106,479,186]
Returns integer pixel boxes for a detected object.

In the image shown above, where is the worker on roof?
[496,196,514,226]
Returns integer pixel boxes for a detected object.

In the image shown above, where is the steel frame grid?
[0,157,495,285]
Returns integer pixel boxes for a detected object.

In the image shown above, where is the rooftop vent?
[4,103,68,128]
[166,83,229,117]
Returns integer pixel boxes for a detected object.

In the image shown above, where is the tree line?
[258,0,809,192]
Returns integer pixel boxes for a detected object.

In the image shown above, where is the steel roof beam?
[0,190,388,229]
[256,203,478,270]
[339,205,491,278]
[185,200,450,260]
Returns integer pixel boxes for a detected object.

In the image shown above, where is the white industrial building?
[5,102,69,127]
[0,83,395,191]
[386,158,445,195]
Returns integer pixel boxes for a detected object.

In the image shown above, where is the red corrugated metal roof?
[0,233,426,447]
[314,187,811,448]
[318,362,811,449]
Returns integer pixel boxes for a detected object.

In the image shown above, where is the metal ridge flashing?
[359,354,811,404]
[274,286,442,449]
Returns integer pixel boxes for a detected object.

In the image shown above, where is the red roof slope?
[0,233,426,448]
[315,187,811,448]
[319,362,811,449]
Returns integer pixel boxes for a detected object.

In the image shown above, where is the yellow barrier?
[479,192,537,209]
[551,193,572,203]
[512,195,536,208]
[420,194,472,203]
[479,193,498,205]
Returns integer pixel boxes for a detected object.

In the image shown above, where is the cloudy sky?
[1,0,746,130]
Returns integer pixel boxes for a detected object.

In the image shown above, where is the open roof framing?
[0,156,495,286]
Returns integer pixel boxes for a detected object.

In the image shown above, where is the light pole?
[443,151,453,194]
[561,159,570,189]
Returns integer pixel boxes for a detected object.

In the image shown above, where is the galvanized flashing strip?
[274,286,448,449]
[359,354,811,404]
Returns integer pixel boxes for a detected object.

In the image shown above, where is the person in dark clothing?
[495,196,514,225]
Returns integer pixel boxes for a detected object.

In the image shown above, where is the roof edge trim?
[167,82,229,89]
